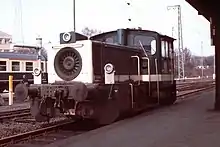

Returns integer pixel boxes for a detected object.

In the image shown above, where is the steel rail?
[0,120,75,147]
[0,108,30,121]
[177,84,215,98]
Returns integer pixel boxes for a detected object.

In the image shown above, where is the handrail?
[155,58,160,104]
[131,55,140,85]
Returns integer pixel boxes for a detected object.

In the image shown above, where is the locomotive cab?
[90,28,176,111]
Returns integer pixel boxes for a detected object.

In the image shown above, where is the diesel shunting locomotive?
[16,28,176,125]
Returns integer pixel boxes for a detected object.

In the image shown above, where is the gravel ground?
[0,116,68,139]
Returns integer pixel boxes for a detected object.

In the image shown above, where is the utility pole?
[171,26,177,77]
[201,41,204,78]
[73,0,76,32]
[172,27,174,37]
[167,5,185,80]
[13,0,24,43]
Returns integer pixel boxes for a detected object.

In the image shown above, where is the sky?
[0,0,214,56]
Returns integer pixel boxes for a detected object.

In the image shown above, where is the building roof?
[0,31,12,39]
[0,52,46,61]
[0,44,11,49]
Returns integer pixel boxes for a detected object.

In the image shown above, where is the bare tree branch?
[81,27,102,37]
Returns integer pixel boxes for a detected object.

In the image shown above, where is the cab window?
[161,40,169,58]
[128,34,157,55]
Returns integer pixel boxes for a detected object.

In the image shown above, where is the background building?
[0,31,12,51]
[0,30,37,53]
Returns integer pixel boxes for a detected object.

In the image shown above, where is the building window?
[0,61,6,71]
[26,62,33,71]
[12,61,20,71]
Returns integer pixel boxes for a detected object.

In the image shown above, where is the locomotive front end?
[23,32,98,122]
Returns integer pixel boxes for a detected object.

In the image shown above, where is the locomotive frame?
[19,29,176,125]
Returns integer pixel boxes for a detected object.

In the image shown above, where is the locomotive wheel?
[0,95,4,106]
[30,99,49,122]
[30,98,55,122]
[159,94,176,106]
[96,100,120,125]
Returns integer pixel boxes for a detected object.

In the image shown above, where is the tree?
[182,48,195,77]
[173,47,214,78]
[81,27,102,37]
[174,47,195,77]
[204,55,214,66]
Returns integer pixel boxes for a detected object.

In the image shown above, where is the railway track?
[0,119,98,147]
[0,108,30,121]
[177,84,215,98]
[0,120,76,147]
[177,81,215,92]
[0,83,215,147]
[176,78,214,85]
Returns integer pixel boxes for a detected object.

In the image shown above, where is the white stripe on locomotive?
[103,74,173,84]
[114,74,173,82]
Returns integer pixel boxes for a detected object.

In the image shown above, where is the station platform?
[45,89,220,147]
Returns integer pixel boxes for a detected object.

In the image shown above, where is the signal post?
[9,75,13,105]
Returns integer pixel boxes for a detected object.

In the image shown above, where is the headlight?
[104,63,114,74]
[32,68,41,76]
[62,32,72,42]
